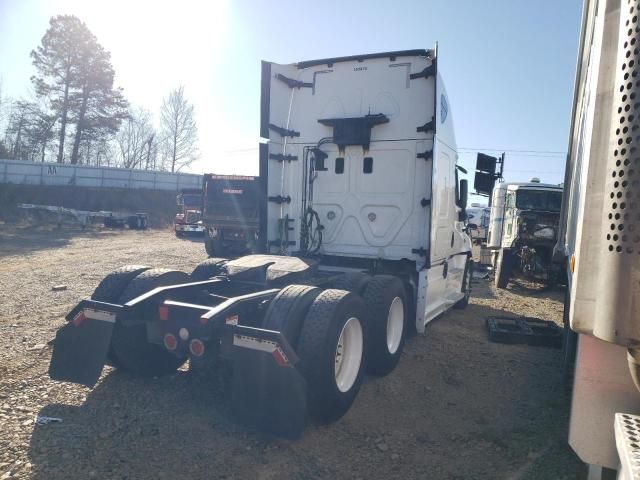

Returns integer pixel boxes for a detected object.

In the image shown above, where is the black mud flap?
[49,304,119,387]
[230,331,307,439]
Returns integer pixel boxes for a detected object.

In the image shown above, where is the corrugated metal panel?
[0,159,202,192]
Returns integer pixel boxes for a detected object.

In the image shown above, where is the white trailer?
[558,0,640,476]
[48,48,472,437]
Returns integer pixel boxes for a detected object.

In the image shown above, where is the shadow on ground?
[28,368,254,480]
[27,300,584,480]
[0,224,126,256]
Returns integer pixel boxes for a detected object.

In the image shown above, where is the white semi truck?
[557,0,640,476]
[484,179,563,288]
[47,48,472,437]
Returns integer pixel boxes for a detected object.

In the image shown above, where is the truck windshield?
[515,190,562,212]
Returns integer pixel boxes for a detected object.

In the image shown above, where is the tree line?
[0,15,199,172]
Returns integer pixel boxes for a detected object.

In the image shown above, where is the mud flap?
[49,306,118,387]
[230,333,307,439]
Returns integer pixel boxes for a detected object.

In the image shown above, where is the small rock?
[27,344,46,351]
[376,443,389,452]
[391,453,400,461]
[1,472,12,480]
[52,285,67,292]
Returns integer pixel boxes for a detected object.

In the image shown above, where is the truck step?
[615,413,640,480]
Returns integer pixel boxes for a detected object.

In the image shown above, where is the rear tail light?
[158,305,169,321]
[189,339,205,357]
[163,333,177,351]
[72,311,86,327]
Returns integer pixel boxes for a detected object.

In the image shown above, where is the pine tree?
[30,15,128,164]
[31,15,86,163]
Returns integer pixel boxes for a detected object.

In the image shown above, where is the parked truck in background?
[483,179,563,288]
[47,48,473,437]
[465,203,490,244]
[557,0,640,477]
[202,174,259,258]
[174,188,204,235]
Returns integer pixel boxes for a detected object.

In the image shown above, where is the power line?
[224,147,259,154]
[458,147,566,155]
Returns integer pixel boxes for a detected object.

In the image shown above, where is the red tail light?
[163,333,177,351]
[189,339,205,357]
[159,305,169,321]
[72,311,86,327]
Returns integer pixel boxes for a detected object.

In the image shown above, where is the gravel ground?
[0,225,584,479]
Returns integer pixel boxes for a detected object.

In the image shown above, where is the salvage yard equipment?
[18,203,148,229]
[48,48,472,437]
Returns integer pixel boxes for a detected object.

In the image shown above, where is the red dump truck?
[174,188,204,235]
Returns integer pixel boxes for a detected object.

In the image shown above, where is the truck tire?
[362,275,407,376]
[91,265,151,303]
[191,258,227,281]
[204,238,214,256]
[454,258,473,309]
[495,249,513,289]
[297,289,368,423]
[110,268,191,377]
[262,285,322,348]
[331,272,371,295]
[205,237,227,258]
[91,265,151,368]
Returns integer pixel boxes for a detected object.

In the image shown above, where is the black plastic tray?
[486,316,562,348]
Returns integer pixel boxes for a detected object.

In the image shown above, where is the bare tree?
[0,78,5,125]
[116,107,156,169]
[159,86,198,172]
[0,79,11,158]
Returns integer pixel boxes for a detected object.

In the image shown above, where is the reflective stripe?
[83,308,116,323]
[232,334,290,366]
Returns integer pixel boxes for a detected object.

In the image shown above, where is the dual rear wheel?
[263,275,408,422]
[92,265,409,423]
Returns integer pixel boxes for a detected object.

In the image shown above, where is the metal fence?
[0,159,203,191]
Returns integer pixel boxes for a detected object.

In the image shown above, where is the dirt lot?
[0,226,584,479]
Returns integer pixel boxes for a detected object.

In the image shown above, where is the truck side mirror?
[459,179,468,211]
[457,179,468,222]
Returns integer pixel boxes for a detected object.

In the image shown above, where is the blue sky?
[0,0,582,200]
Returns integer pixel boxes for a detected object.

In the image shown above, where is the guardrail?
[0,159,202,191]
